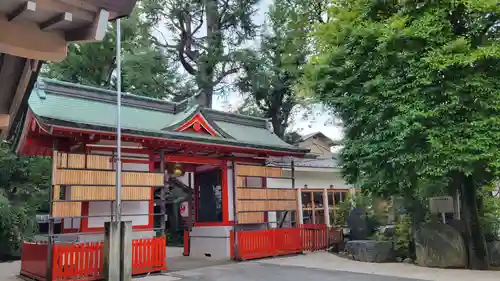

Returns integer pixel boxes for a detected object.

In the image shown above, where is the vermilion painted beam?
[46,125,306,157]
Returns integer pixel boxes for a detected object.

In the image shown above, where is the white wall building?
[268,132,355,226]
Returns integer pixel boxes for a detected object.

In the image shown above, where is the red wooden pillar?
[183,231,190,256]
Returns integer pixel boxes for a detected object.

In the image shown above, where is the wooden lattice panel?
[267,189,296,200]
[236,188,267,200]
[236,200,296,212]
[235,176,244,188]
[54,170,115,185]
[267,200,296,210]
[122,172,163,186]
[236,200,267,212]
[54,170,163,186]
[55,152,110,169]
[52,202,82,217]
[87,155,111,169]
[238,212,265,224]
[235,187,297,213]
[53,185,61,200]
[235,165,282,178]
[265,167,282,177]
[71,186,152,201]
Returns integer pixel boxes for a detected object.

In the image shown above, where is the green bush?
[0,146,51,260]
[394,215,411,258]
[480,186,500,241]
[332,192,385,233]
[0,197,39,260]
[332,199,352,226]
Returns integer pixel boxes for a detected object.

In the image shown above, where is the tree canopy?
[304,0,500,269]
[0,145,51,260]
[142,0,261,107]
[45,7,194,101]
[236,0,310,138]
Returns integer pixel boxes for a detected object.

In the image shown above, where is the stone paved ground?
[258,252,500,281]
[159,262,426,281]
[4,249,499,281]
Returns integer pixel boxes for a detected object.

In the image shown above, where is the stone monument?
[347,207,369,240]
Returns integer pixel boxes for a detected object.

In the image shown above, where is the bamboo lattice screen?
[51,152,163,217]
[234,164,297,224]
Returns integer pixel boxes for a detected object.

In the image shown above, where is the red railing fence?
[300,224,328,252]
[183,231,190,256]
[232,224,343,261]
[234,228,302,260]
[132,236,167,275]
[21,236,167,281]
[20,242,49,281]
[52,242,103,281]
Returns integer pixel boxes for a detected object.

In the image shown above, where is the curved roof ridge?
[40,77,182,107]
[202,107,270,122]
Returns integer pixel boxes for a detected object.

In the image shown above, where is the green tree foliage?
[393,215,412,259]
[236,0,310,139]
[304,0,500,269]
[45,7,193,101]
[143,0,261,107]
[0,145,51,260]
[480,184,500,241]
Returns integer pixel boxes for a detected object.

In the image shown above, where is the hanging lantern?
[174,163,184,177]
[166,163,185,177]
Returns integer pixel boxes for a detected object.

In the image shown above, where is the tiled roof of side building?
[267,157,340,168]
[27,78,309,154]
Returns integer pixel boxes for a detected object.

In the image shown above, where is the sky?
[155,0,344,143]
[210,0,344,142]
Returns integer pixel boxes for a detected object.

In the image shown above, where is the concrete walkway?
[3,249,499,281]
[165,247,234,272]
[165,262,425,281]
[258,252,500,281]
[0,260,21,281]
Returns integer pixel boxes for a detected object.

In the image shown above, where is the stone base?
[415,223,467,268]
[345,240,395,263]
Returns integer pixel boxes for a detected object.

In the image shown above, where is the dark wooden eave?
[0,0,138,139]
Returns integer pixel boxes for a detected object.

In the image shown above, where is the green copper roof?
[30,90,174,132]
[26,78,308,155]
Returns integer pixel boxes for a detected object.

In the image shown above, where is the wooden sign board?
[429,196,454,214]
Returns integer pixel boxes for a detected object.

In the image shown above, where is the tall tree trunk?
[271,115,285,139]
[403,170,425,260]
[402,188,425,260]
[195,85,213,109]
[199,0,221,108]
[460,173,489,270]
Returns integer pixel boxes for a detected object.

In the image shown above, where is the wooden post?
[185,172,193,256]
[46,148,57,281]
[231,160,238,260]
[323,188,330,227]
[311,191,316,224]
[297,188,303,225]
[159,151,166,236]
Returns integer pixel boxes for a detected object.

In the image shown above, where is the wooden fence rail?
[21,237,167,281]
[52,242,103,281]
[132,236,167,275]
[231,224,343,261]
[235,228,302,260]
[300,224,328,252]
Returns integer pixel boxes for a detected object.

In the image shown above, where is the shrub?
[394,215,411,258]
